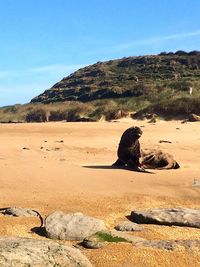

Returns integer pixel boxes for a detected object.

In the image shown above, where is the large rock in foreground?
[131,208,200,228]
[45,211,106,240]
[0,237,92,267]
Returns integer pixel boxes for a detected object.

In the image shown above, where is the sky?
[0,0,200,106]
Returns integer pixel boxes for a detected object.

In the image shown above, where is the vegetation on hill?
[1,51,200,122]
[31,50,200,103]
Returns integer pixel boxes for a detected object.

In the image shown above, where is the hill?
[31,50,200,104]
[1,51,200,123]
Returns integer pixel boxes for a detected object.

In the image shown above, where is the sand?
[0,120,200,266]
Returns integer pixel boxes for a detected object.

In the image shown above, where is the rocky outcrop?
[130,208,200,228]
[0,237,92,266]
[44,211,106,240]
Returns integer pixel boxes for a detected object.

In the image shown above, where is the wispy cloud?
[30,64,85,74]
[0,83,50,106]
[100,29,200,53]
[0,63,88,106]
[0,63,86,79]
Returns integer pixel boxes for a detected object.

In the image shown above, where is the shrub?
[135,96,200,119]
[26,108,47,122]
[49,110,68,121]
[66,108,81,121]
[95,232,129,243]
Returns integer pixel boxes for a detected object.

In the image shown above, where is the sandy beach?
[0,120,200,266]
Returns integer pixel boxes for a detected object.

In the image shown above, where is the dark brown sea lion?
[141,149,180,169]
[113,126,143,170]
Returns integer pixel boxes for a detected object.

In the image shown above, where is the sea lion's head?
[129,126,143,140]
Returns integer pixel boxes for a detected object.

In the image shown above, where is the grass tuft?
[95,231,129,243]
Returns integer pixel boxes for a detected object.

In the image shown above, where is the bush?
[49,110,68,121]
[26,108,47,122]
[66,108,81,121]
[168,81,193,91]
[135,96,200,119]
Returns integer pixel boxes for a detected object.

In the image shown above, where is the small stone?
[82,235,108,249]
[115,221,144,231]
[159,140,172,144]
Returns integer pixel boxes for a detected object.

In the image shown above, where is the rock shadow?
[31,227,47,237]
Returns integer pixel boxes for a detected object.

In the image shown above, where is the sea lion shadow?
[83,165,154,174]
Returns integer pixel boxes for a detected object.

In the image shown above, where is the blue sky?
[0,0,200,106]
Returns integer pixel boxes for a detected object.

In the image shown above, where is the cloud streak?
[30,64,85,74]
[100,29,200,53]
[0,64,86,79]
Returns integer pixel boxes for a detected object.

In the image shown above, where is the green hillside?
[31,50,200,104]
[1,51,200,122]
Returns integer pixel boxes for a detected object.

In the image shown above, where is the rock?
[148,117,157,123]
[82,235,108,249]
[82,230,145,249]
[114,221,144,232]
[174,239,200,250]
[182,113,200,123]
[46,147,60,151]
[0,207,38,217]
[135,239,200,251]
[159,140,172,144]
[110,230,146,244]
[130,208,200,228]
[82,229,200,251]
[193,178,200,187]
[45,211,106,240]
[188,113,200,122]
[0,237,92,266]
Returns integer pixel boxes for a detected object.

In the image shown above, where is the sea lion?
[141,149,180,169]
[113,126,143,170]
